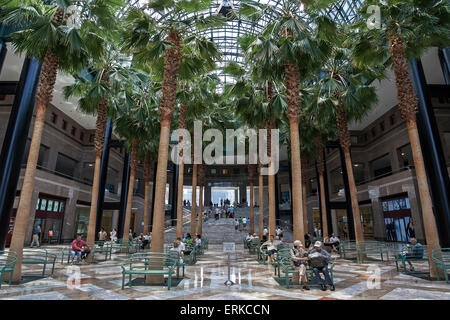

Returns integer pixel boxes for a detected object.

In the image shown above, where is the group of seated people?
[170,233,203,262]
[256,234,335,291]
[323,234,341,253]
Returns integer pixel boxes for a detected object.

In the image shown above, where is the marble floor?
[1,217,449,300]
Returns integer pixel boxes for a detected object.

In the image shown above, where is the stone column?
[239,183,246,205]
[112,210,119,229]
[368,186,384,241]
[331,209,338,235]
[204,183,211,208]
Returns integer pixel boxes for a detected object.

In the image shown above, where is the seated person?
[323,236,333,253]
[260,235,277,261]
[329,233,340,252]
[71,234,91,263]
[245,233,253,247]
[397,237,424,271]
[290,240,310,290]
[195,234,202,249]
[308,241,335,291]
[141,233,150,249]
[183,233,193,244]
[170,240,184,263]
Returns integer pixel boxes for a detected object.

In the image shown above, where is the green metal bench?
[121,254,176,290]
[272,248,291,276]
[183,243,197,265]
[111,239,140,255]
[92,241,113,262]
[340,240,357,259]
[279,258,335,288]
[135,251,185,279]
[0,251,17,288]
[257,247,269,264]
[356,241,389,263]
[394,245,428,273]
[432,248,450,283]
[22,249,57,276]
[248,239,260,254]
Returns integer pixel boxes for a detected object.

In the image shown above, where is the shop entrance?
[33,194,66,244]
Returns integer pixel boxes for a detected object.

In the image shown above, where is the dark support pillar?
[0,58,42,250]
[117,152,130,238]
[0,42,7,73]
[321,149,333,234]
[438,48,450,85]
[149,162,157,232]
[275,172,280,225]
[288,160,293,227]
[94,118,112,239]
[410,58,450,247]
[338,145,355,240]
[171,164,178,226]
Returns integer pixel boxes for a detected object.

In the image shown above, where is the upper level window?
[71,126,76,136]
[397,144,413,168]
[370,154,392,178]
[51,113,57,124]
[390,114,396,126]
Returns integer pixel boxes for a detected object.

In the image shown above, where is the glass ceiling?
[130,0,364,86]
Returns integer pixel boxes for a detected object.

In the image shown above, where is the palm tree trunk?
[258,164,264,240]
[86,100,108,246]
[289,119,305,242]
[190,163,197,235]
[336,105,364,259]
[9,49,60,282]
[285,61,304,243]
[197,185,203,235]
[147,118,172,283]
[176,158,184,239]
[343,147,364,244]
[176,100,188,239]
[406,120,441,277]
[316,135,328,238]
[121,140,139,249]
[143,154,151,236]
[301,156,308,235]
[389,33,441,278]
[250,181,254,234]
[148,30,182,283]
[267,125,276,238]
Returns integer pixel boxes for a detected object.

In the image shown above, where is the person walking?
[98,227,107,246]
[30,225,41,247]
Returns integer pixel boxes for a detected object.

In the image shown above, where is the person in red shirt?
[71,234,91,263]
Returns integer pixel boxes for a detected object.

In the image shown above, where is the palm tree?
[112,67,159,243]
[197,163,206,236]
[352,0,449,276]
[63,50,141,245]
[122,2,224,265]
[239,0,332,242]
[307,38,382,258]
[0,0,123,282]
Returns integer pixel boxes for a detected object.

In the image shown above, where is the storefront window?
[33,195,66,244]
[381,196,411,242]
[74,207,90,239]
